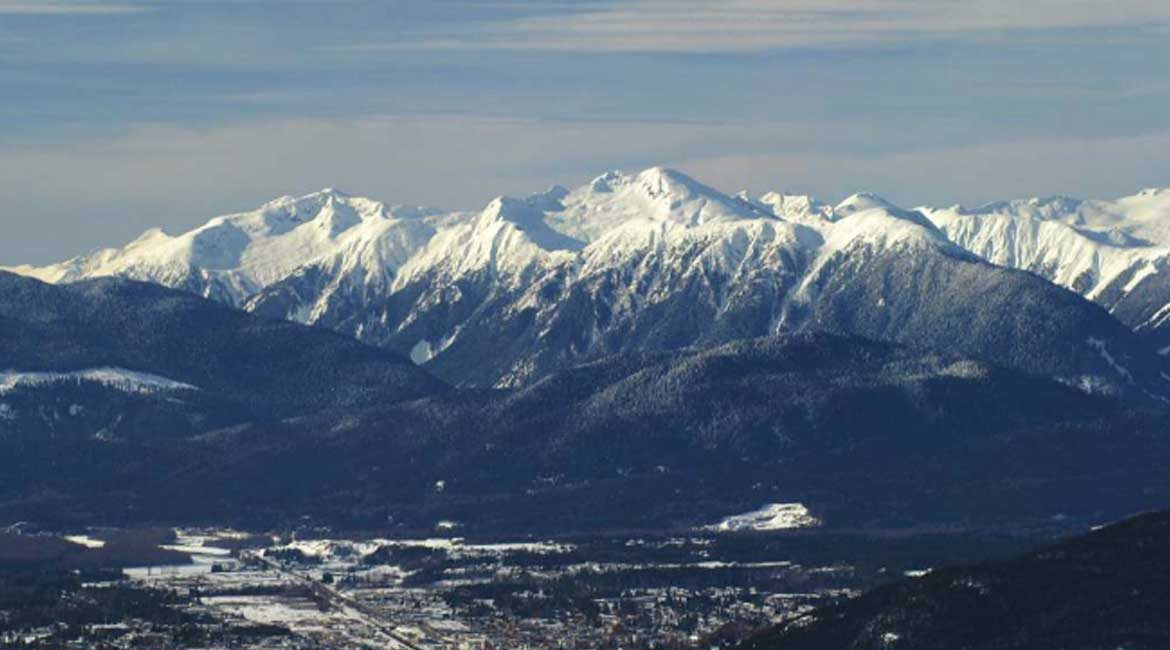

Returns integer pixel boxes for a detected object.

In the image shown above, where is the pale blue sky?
[2,0,1169,263]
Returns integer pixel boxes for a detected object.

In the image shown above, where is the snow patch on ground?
[124,564,213,580]
[64,534,106,549]
[937,360,990,380]
[703,503,821,532]
[270,537,575,564]
[1086,337,1133,383]
[201,595,345,628]
[409,340,434,365]
[0,367,197,395]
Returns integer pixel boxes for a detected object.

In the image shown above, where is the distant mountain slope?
[0,271,446,437]
[9,169,1164,395]
[739,511,1170,650]
[7,190,447,307]
[478,334,1113,472]
[921,188,1170,347]
[38,333,1163,534]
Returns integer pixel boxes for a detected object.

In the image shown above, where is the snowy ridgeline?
[9,168,1170,338]
[0,367,198,395]
[4,167,951,309]
[4,167,1167,394]
[12,169,1168,297]
[703,503,822,532]
[4,168,965,306]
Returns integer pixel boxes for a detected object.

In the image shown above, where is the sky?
[2,0,1169,264]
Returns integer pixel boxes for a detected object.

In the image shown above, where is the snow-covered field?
[270,536,575,565]
[703,503,822,532]
[201,595,346,628]
[63,534,106,549]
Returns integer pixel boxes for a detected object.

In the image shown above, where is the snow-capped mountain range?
[8,168,1168,392]
[920,189,1170,342]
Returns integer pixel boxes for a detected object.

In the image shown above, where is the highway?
[242,549,435,650]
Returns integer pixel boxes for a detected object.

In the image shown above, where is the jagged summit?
[757,192,834,222]
[8,189,445,304]
[260,187,349,218]
[546,166,774,242]
[586,166,712,193]
[631,165,707,198]
[260,188,438,223]
[477,196,584,252]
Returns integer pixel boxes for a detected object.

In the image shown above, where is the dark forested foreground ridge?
[739,511,1170,650]
[1,270,1169,534]
[0,271,445,432]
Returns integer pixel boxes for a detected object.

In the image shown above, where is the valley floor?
[0,523,1042,649]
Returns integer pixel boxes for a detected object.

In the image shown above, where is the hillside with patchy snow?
[0,271,446,438]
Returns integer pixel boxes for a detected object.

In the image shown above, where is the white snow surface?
[704,503,822,532]
[0,367,197,395]
[64,534,106,549]
[201,595,344,627]
[268,537,574,564]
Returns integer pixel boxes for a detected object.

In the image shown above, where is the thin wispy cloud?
[335,0,1170,53]
[0,1,147,14]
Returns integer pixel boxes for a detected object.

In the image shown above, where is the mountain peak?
[128,227,171,245]
[634,165,698,189]
[632,166,732,207]
[588,170,623,192]
[834,192,900,216]
[482,195,531,220]
[295,187,351,202]
[259,187,357,216]
[824,203,950,255]
[758,192,834,222]
[478,196,583,252]
[587,167,706,200]
[1027,195,1083,213]
[544,167,773,242]
[312,195,362,235]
